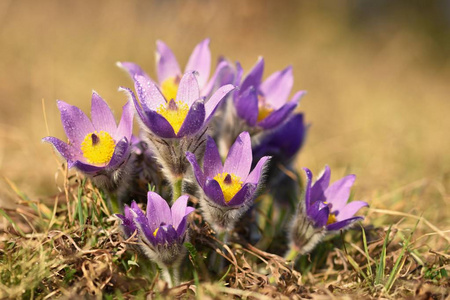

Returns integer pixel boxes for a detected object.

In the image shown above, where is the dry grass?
[0,1,449,299]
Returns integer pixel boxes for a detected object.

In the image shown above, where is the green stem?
[284,247,300,262]
[161,265,179,288]
[172,177,183,203]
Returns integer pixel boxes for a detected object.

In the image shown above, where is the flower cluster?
[42,38,368,286]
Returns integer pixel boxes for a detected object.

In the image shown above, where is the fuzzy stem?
[284,247,300,262]
[172,177,183,203]
[161,265,179,288]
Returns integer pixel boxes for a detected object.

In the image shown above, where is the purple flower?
[289,166,368,254]
[42,92,133,183]
[186,131,270,232]
[234,58,306,130]
[124,72,234,139]
[117,38,230,100]
[116,192,195,267]
[115,205,137,239]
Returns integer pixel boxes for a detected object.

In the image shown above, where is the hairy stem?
[172,177,183,203]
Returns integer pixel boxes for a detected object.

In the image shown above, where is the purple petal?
[203,136,223,178]
[163,225,178,244]
[176,100,205,137]
[171,195,190,230]
[204,84,235,124]
[336,201,368,221]
[314,207,330,228]
[120,87,155,133]
[130,201,156,244]
[260,66,293,109]
[240,57,264,94]
[146,191,173,229]
[235,87,259,126]
[186,152,206,188]
[201,60,230,97]
[71,160,104,174]
[116,205,137,238]
[224,131,252,179]
[57,100,95,148]
[156,40,181,84]
[185,38,211,88]
[310,165,331,202]
[227,182,256,207]
[107,138,130,169]
[154,225,167,244]
[323,174,356,213]
[115,101,134,141]
[302,168,313,212]
[91,92,117,134]
[257,93,303,129]
[42,136,81,162]
[326,216,363,231]
[245,156,270,184]
[116,61,152,82]
[176,212,193,237]
[204,178,226,206]
[143,109,177,138]
[134,75,166,111]
[176,72,201,107]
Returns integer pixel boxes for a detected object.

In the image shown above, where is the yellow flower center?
[326,213,337,225]
[80,131,115,165]
[257,95,274,122]
[213,172,243,203]
[153,227,159,237]
[156,99,190,135]
[161,76,179,101]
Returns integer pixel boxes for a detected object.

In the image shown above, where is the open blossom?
[116,192,195,267]
[42,92,133,190]
[186,131,270,233]
[289,166,369,254]
[118,38,229,100]
[233,57,306,130]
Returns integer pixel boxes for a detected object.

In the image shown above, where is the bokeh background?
[0,1,449,229]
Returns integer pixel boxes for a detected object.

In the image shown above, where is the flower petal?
[176,99,205,137]
[314,206,330,228]
[245,156,270,184]
[185,38,211,88]
[91,91,117,133]
[204,178,226,206]
[130,201,156,244]
[302,167,313,212]
[71,160,104,174]
[310,165,331,202]
[146,191,173,229]
[171,195,190,230]
[134,75,166,111]
[323,174,356,213]
[204,84,235,124]
[227,182,256,207]
[201,60,231,97]
[143,109,177,138]
[156,40,181,84]
[240,57,264,94]
[116,61,152,82]
[224,131,252,178]
[57,100,95,148]
[260,66,293,109]
[326,216,363,231]
[235,87,259,126]
[42,136,81,162]
[336,201,368,221]
[186,152,206,188]
[120,87,155,133]
[176,211,194,237]
[107,138,130,169]
[203,136,223,178]
[115,100,134,141]
[176,72,201,107]
[257,92,304,129]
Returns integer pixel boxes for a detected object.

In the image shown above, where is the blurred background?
[0,1,449,227]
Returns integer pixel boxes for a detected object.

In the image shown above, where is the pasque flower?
[42,92,133,190]
[118,38,229,100]
[233,57,306,130]
[116,192,194,286]
[289,166,369,255]
[121,71,234,184]
[186,131,270,233]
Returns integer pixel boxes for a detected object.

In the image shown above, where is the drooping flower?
[116,192,195,268]
[117,38,230,100]
[186,131,270,233]
[42,92,133,190]
[289,166,369,255]
[233,57,306,130]
[121,72,234,184]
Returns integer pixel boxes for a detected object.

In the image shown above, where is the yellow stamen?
[161,76,179,101]
[257,95,274,122]
[327,213,337,225]
[153,227,159,237]
[80,131,115,164]
[213,173,243,203]
[156,100,190,135]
